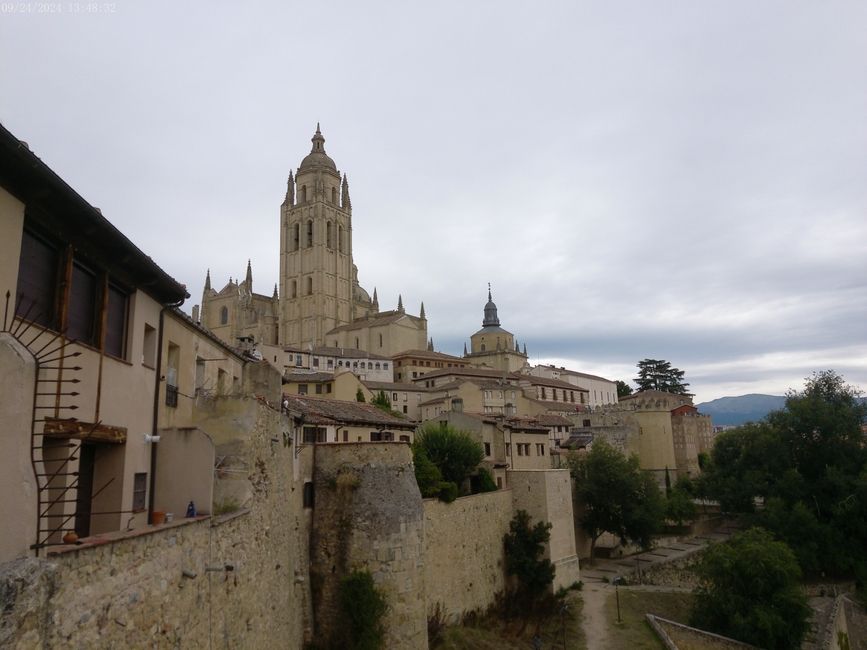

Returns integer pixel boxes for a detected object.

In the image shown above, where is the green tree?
[690,527,810,649]
[338,570,388,650]
[665,478,697,526]
[412,444,443,498]
[370,390,391,411]
[503,510,555,615]
[616,380,633,398]
[414,423,484,494]
[355,387,366,402]
[634,359,691,395]
[702,371,867,577]
[569,440,665,558]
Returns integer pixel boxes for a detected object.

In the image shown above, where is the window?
[217,369,227,395]
[400,434,410,442]
[300,185,307,203]
[165,343,180,407]
[484,442,491,456]
[298,384,308,395]
[331,187,337,204]
[392,392,398,401]
[326,221,333,248]
[312,357,319,367]
[552,390,558,401]
[338,225,344,253]
[383,363,389,369]
[379,334,383,348]
[302,426,326,443]
[132,473,147,512]
[295,354,303,367]
[306,220,313,247]
[67,262,97,345]
[402,405,407,414]
[303,481,314,508]
[306,277,313,295]
[15,230,57,328]
[517,444,524,456]
[537,444,545,456]
[370,431,394,442]
[326,383,332,393]
[375,362,380,370]
[541,387,547,399]
[327,359,334,368]
[220,306,228,325]
[104,284,128,358]
[315,384,323,394]
[292,223,300,251]
[142,323,156,367]
[583,419,591,427]
[291,280,297,298]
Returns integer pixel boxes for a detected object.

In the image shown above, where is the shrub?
[412,444,443,498]
[473,466,498,493]
[503,510,555,617]
[414,423,484,489]
[338,570,388,650]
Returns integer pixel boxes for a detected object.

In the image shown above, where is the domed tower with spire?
[465,285,528,372]
[279,124,376,349]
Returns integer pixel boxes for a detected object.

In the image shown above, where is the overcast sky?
[3,1,866,403]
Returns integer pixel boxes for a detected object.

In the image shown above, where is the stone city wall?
[0,394,310,650]
[310,442,427,649]
[422,489,513,623]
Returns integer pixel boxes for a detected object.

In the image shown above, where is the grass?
[604,588,695,650]
[432,592,585,650]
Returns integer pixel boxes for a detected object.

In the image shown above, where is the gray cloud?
[2,0,866,403]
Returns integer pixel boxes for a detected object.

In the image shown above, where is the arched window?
[306,220,313,247]
[292,223,300,251]
[291,280,297,298]
[338,225,344,253]
[301,185,307,203]
[306,277,313,295]
[220,306,228,325]
[326,221,333,249]
[355,337,359,348]
[480,344,486,352]
[331,187,337,204]
[375,362,381,370]
[379,333,383,348]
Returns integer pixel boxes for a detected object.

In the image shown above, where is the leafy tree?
[412,444,443,498]
[569,440,665,558]
[665,479,697,526]
[473,466,498,493]
[690,527,810,649]
[413,423,484,495]
[634,359,691,395]
[702,371,867,577]
[503,510,555,615]
[355,387,366,402]
[616,380,633,398]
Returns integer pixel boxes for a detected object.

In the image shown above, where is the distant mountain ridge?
[695,393,786,427]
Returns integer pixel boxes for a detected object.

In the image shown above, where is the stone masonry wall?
[422,490,513,623]
[310,442,426,649]
[0,394,309,649]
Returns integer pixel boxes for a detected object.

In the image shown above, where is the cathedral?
[198,126,427,359]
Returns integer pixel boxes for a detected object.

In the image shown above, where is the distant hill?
[695,394,786,427]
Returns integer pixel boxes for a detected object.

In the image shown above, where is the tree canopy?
[634,359,691,395]
[413,423,484,501]
[690,527,810,649]
[701,371,867,577]
[568,440,664,558]
[615,380,633,398]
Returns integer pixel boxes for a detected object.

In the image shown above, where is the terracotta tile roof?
[362,380,429,392]
[412,367,514,382]
[283,372,334,383]
[325,310,422,334]
[283,345,391,360]
[532,365,614,383]
[535,414,574,427]
[284,395,414,429]
[515,374,589,391]
[419,396,447,407]
[392,349,466,362]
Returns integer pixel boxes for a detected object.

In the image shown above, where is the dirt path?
[581,582,612,649]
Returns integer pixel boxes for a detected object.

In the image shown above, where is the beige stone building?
[284,394,415,444]
[392,347,469,382]
[282,344,393,381]
[526,364,619,407]
[362,380,431,420]
[198,125,427,359]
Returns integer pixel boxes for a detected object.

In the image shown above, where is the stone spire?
[312,122,325,153]
[515,339,520,352]
[273,283,279,299]
[463,342,468,356]
[397,294,404,313]
[523,343,527,355]
[204,268,211,292]
[285,171,295,206]
[372,287,379,311]
[419,301,426,320]
[341,174,351,210]
[245,259,253,292]
[482,284,500,327]
[427,337,434,351]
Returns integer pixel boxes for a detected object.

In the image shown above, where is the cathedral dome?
[298,124,337,171]
[482,287,500,327]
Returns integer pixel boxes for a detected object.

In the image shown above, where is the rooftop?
[284,394,414,429]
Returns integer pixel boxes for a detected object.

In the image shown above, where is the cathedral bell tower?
[279,125,355,349]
